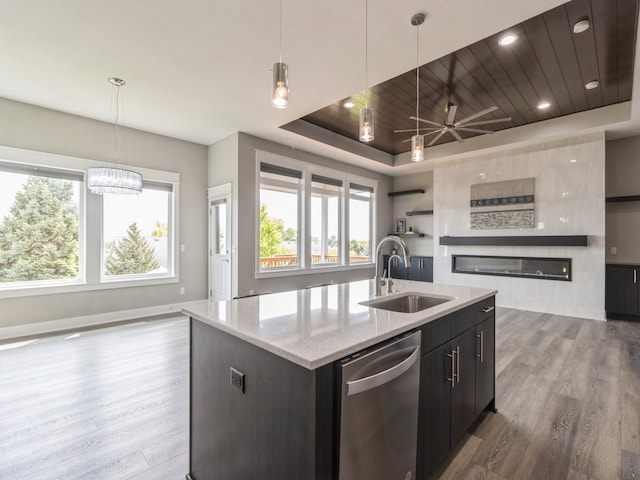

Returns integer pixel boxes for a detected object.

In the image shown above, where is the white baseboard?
[0,299,207,341]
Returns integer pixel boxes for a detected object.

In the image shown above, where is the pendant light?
[411,13,426,162]
[87,77,142,195]
[359,0,374,142]
[271,0,289,108]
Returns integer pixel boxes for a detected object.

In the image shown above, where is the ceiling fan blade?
[446,105,457,125]
[461,117,511,127]
[455,127,496,134]
[423,129,445,137]
[401,137,413,143]
[454,106,498,126]
[394,127,440,133]
[427,129,447,147]
[409,116,442,128]
[449,129,465,143]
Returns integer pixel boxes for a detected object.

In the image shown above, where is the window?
[348,183,373,264]
[0,162,82,287]
[102,181,174,279]
[256,151,376,276]
[0,146,179,297]
[311,174,342,267]
[259,163,302,271]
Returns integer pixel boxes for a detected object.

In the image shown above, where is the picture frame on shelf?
[394,218,406,234]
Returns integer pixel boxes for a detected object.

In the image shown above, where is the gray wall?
[209,132,393,296]
[606,135,640,264]
[0,97,209,328]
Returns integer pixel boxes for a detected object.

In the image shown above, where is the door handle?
[456,346,460,384]
[476,331,484,363]
[635,269,637,284]
[346,346,420,396]
[481,306,495,313]
[447,349,456,388]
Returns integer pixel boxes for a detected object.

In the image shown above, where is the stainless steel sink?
[361,293,452,313]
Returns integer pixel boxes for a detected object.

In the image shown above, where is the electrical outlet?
[611,247,617,255]
[179,287,185,295]
[230,367,245,393]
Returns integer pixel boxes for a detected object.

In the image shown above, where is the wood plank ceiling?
[297,0,638,155]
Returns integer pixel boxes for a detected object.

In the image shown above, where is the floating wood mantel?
[606,195,640,203]
[406,210,433,216]
[439,235,589,247]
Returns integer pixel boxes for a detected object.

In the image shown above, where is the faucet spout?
[374,235,410,296]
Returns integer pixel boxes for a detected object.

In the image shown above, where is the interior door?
[209,191,232,301]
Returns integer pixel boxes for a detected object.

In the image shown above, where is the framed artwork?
[394,218,406,234]
[470,178,535,230]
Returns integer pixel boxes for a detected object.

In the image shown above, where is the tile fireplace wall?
[433,132,605,321]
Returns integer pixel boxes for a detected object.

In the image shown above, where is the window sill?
[255,262,374,279]
[0,276,179,299]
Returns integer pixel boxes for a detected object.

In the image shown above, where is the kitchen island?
[183,279,497,480]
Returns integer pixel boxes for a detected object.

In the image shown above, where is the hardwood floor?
[0,316,189,480]
[0,309,639,479]
[438,308,640,480]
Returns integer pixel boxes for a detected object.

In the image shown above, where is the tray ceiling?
[296,0,638,155]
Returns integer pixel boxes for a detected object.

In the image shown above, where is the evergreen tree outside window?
[0,166,81,286]
[102,183,173,279]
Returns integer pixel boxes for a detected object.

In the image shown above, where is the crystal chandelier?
[87,77,142,195]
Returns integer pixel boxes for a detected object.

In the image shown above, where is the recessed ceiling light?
[569,159,577,163]
[573,19,590,34]
[585,80,599,90]
[343,101,355,108]
[537,101,551,110]
[498,33,518,46]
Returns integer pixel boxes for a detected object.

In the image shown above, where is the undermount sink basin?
[361,292,453,313]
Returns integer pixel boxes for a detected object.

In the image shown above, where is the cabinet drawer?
[451,296,495,338]
[419,316,451,355]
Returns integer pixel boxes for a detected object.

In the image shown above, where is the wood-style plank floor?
[1,309,639,479]
[437,308,640,480]
[0,316,189,480]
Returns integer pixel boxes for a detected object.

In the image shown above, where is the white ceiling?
[1,0,637,175]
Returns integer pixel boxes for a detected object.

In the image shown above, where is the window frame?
[255,150,376,279]
[0,145,180,299]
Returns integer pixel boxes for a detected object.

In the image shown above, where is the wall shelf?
[389,232,426,238]
[406,210,433,216]
[606,195,640,203]
[388,189,425,197]
[439,235,588,247]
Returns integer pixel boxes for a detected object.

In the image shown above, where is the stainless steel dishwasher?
[338,330,421,480]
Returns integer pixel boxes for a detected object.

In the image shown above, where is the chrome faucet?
[386,254,403,294]
[374,235,410,296]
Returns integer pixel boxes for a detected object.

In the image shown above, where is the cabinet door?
[388,255,408,279]
[408,256,433,282]
[417,342,453,480]
[450,328,476,447]
[475,316,495,417]
[605,265,639,316]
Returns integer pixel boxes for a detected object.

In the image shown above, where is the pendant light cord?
[365,0,369,109]
[279,0,283,63]
[415,21,420,135]
[114,84,120,167]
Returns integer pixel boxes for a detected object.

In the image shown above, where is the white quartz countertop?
[183,279,496,370]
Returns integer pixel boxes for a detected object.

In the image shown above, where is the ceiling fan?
[395,104,511,147]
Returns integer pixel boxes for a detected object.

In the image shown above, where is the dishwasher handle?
[346,345,420,396]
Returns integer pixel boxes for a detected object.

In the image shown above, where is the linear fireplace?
[452,255,571,281]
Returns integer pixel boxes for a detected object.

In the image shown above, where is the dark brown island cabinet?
[606,264,640,321]
[187,296,495,480]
